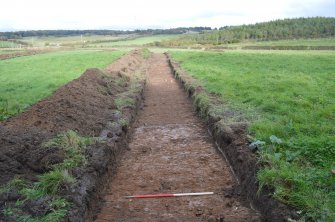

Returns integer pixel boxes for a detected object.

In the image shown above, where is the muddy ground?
[0,50,146,221]
[95,54,261,221]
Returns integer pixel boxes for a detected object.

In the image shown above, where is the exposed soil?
[95,54,261,221]
[0,50,52,60]
[0,50,146,221]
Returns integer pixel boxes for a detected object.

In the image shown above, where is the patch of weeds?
[140,48,151,59]
[44,130,93,151]
[49,197,70,209]
[37,169,75,195]
[39,208,68,222]
[0,177,28,194]
[128,83,141,95]
[2,206,23,220]
[193,92,210,117]
[114,77,129,88]
[119,118,129,127]
[128,72,144,94]
[185,82,195,93]
[2,176,72,221]
[43,130,94,167]
[1,130,97,221]
[2,207,15,217]
[133,69,146,81]
[14,197,70,222]
[18,209,68,222]
[15,199,25,207]
[0,98,12,121]
[114,96,135,110]
[20,187,45,200]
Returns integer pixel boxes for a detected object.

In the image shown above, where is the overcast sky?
[0,0,334,31]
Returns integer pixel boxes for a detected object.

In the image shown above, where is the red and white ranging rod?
[125,192,214,199]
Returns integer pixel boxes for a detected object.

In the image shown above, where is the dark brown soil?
[0,50,52,60]
[95,54,261,221]
[0,50,146,221]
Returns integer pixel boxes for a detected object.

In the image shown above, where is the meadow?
[251,38,335,46]
[221,38,335,48]
[21,35,127,47]
[87,34,179,47]
[212,38,335,50]
[0,50,124,120]
[170,50,335,220]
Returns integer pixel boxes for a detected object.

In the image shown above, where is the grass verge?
[170,50,335,221]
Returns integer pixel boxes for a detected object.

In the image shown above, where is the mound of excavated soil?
[0,50,146,221]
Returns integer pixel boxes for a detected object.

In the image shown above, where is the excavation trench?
[95,54,261,221]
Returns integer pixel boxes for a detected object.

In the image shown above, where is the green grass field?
[157,36,335,50]
[88,35,179,47]
[0,50,124,120]
[209,38,335,50]
[170,50,335,221]
[252,38,335,46]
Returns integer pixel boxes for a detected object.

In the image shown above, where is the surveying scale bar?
[125,192,214,199]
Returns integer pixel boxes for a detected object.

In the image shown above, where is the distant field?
[170,50,335,220]
[156,36,335,50]
[88,35,180,47]
[21,35,127,47]
[252,38,335,46]
[0,50,124,120]
[209,38,335,50]
[19,34,179,48]
[0,41,20,48]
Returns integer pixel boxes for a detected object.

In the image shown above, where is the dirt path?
[95,54,261,221]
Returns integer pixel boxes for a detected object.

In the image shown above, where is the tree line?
[194,17,335,44]
[0,27,211,40]
[158,17,335,46]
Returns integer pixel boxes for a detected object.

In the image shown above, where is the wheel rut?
[95,54,261,221]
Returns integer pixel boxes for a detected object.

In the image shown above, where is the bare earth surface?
[95,54,261,221]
